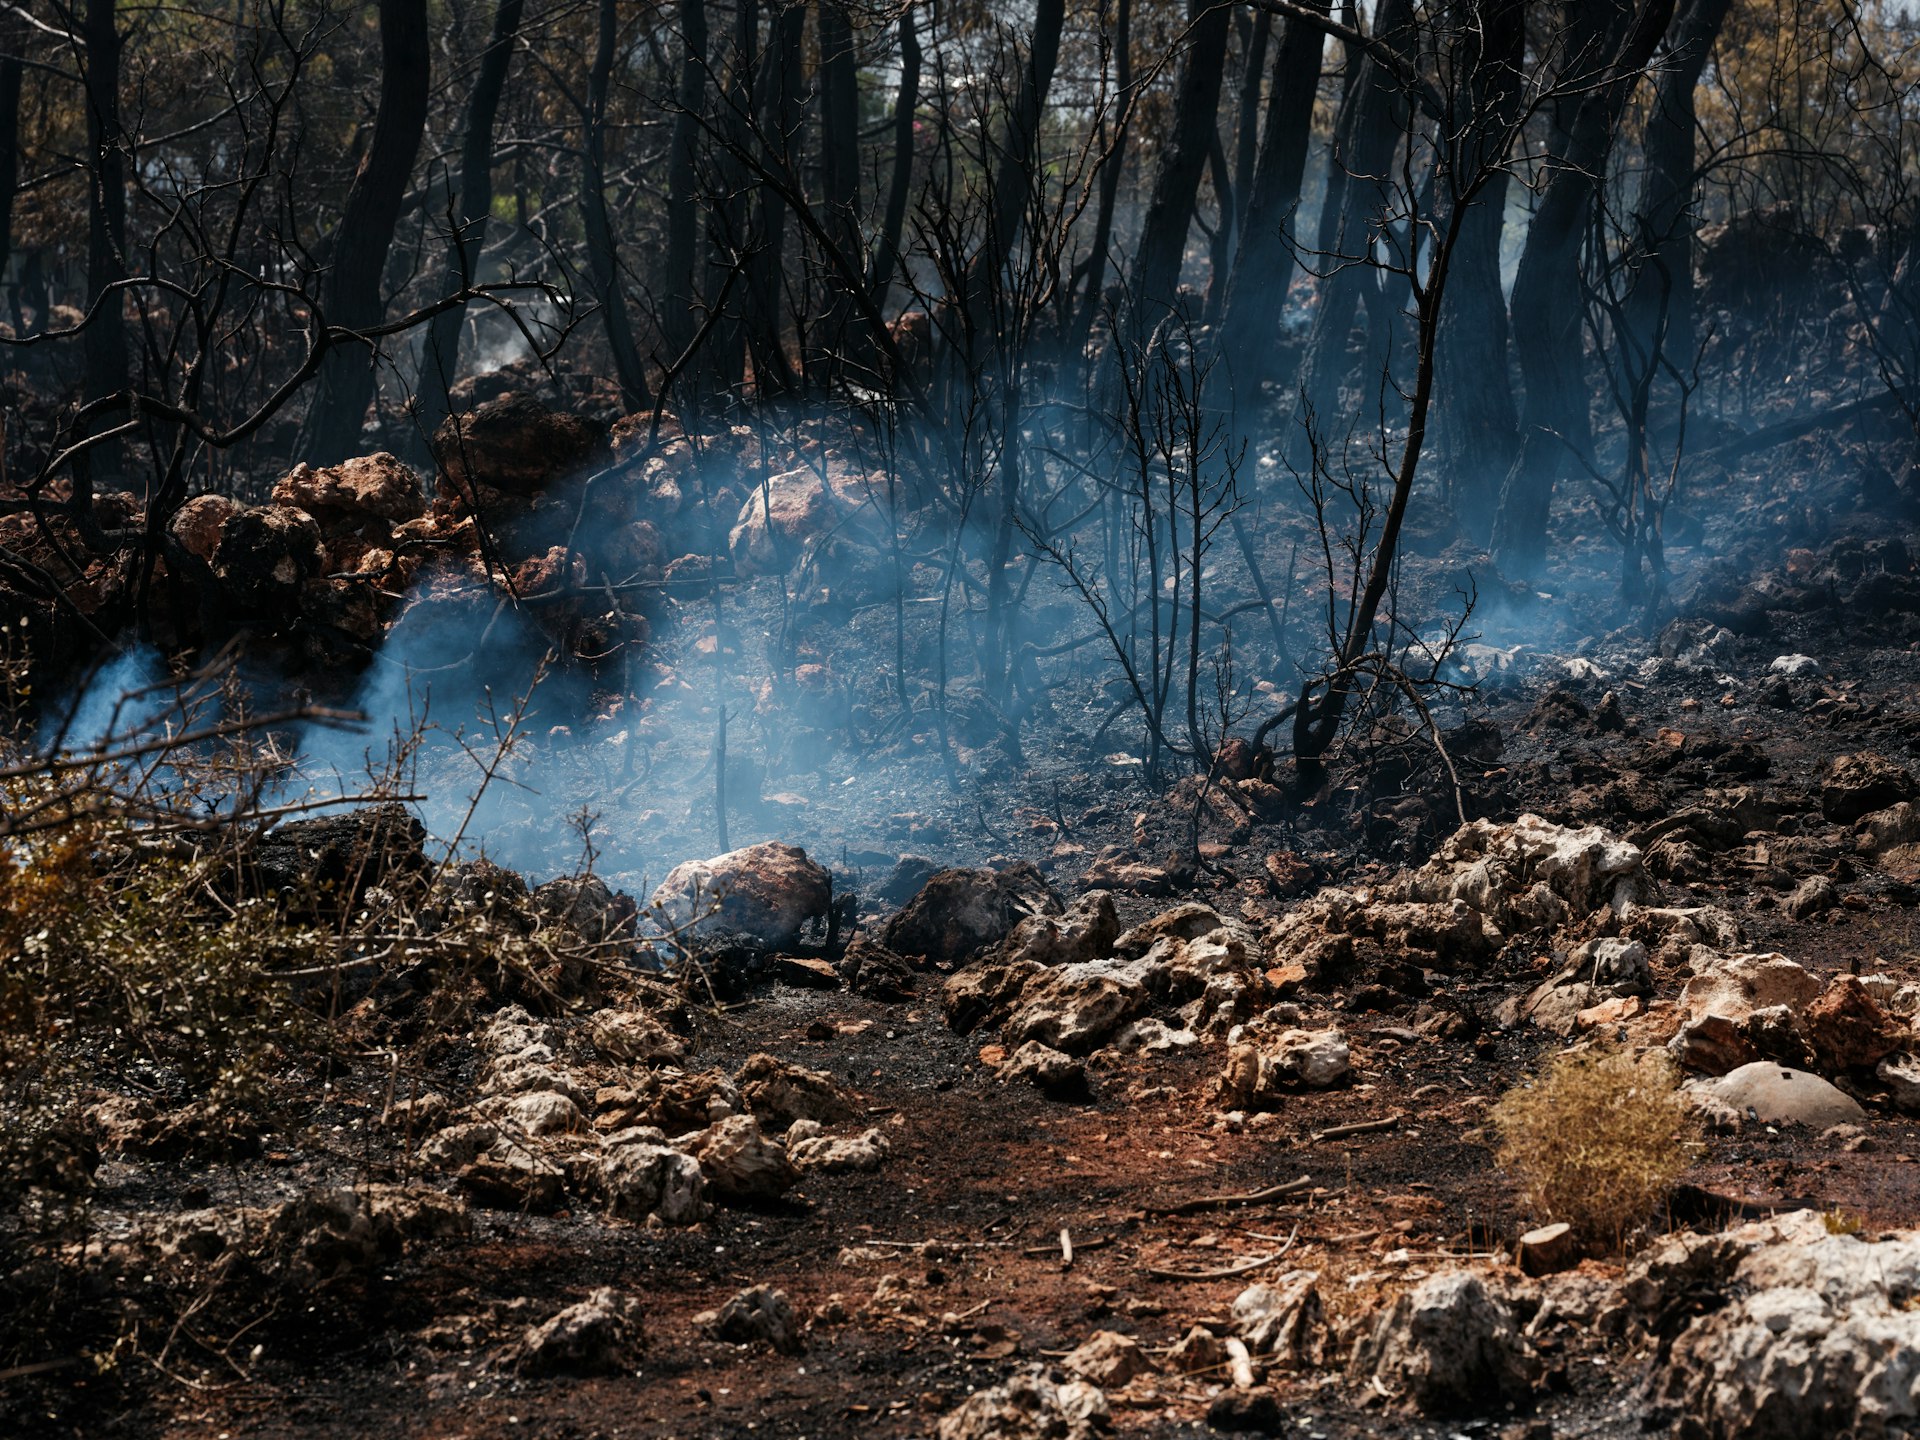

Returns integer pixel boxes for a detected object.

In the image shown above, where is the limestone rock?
[598,1136,710,1223]
[587,1008,686,1066]
[519,1288,643,1376]
[1063,1330,1153,1387]
[691,1114,797,1201]
[999,1041,1087,1097]
[1698,1063,1866,1127]
[1232,1271,1325,1368]
[1220,1020,1351,1108]
[1347,1272,1539,1416]
[883,864,1063,968]
[937,1372,1105,1440]
[700,1285,802,1354]
[650,841,833,953]
[272,452,425,525]
[1003,960,1151,1054]
[1803,975,1903,1071]
[736,1053,856,1127]
[1822,752,1918,825]
[998,891,1120,968]
[787,1127,890,1173]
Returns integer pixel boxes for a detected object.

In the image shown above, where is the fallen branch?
[1144,1225,1298,1281]
[1310,1112,1403,1144]
[1148,1175,1313,1216]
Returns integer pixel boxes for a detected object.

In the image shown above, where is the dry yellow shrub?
[1491,1046,1700,1251]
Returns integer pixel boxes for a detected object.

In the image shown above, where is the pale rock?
[1166,1325,1230,1376]
[937,1372,1104,1440]
[1680,951,1821,1024]
[1000,1040,1087,1095]
[1003,959,1151,1053]
[598,1137,710,1223]
[1348,1271,1540,1416]
[691,1114,797,1201]
[998,890,1119,968]
[1696,1062,1866,1128]
[788,1127,891,1173]
[518,1287,643,1375]
[1769,653,1821,676]
[1877,1052,1920,1115]
[1106,1016,1198,1053]
[1220,1020,1351,1108]
[1062,1329,1154,1387]
[480,1090,584,1137]
[649,841,832,951]
[1232,1270,1325,1368]
[588,1009,686,1066]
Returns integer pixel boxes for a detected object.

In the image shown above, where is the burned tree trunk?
[1214,0,1327,390]
[662,0,709,362]
[301,0,431,466]
[1069,0,1134,356]
[416,0,524,445]
[1491,0,1678,575]
[1624,0,1732,369]
[0,17,23,332]
[1128,0,1234,326]
[581,0,653,411]
[961,0,1067,339]
[741,0,805,393]
[812,0,863,382]
[77,0,129,506]
[1432,0,1524,539]
[1290,0,1415,458]
[867,7,921,314]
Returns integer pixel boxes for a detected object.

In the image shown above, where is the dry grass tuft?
[1491,1046,1699,1252]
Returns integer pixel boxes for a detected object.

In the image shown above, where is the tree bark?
[1068,0,1133,356]
[1290,0,1414,460]
[581,0,653,410]
[302,0,431,466]
[662,0,708,360]
[1214,0,1327,390]
[0,17,23,329]
[416,0,524,445]
[1432,0,1525,539]
[1491,0,1679,575]
[961,0,1067,339]
[1128,0,1234,326]
[742,0,805,392]
[1624,0,1732,369]
[812,0,862,381]
[78,0,129,504]
[868,8,921,313]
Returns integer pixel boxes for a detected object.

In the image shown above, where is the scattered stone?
[1348,1272,1539,1416]
[736,1053,857,1127]
[1878,1053,1920,1114]
[1220,1019,1351,1108]
[1769,653,1821,676]
[587,1009,686,1066]
[1784,874,1840,920]
[1698,1063,1866,1128]
[839,936,919,999]
[1062,1329,1153,1387]
[1000,1041,1088,1098]
[997,890,1120,968]
[598,1135,710,1223]
[518,1288,643,1376]
[937,1372,1104,1440]
[433,393,603,496]
[533,875,635,943]
[787,1127,891,1173]
[479,1090,584,1137]
[1822,753,1919,825]
[1647,1221,1920,1439]
[1232,1271,1325,1368]
[1803,975,1903,1071]
[1107,1016,1199,1053]
[1002,960,1151,1053]
[691,1114,798,1201]
[882,864,1063,968]
[1681,951,1822,1025]
[650,841,833,953]
[699,1285,801,1354]
[1166,1324,1230,1376]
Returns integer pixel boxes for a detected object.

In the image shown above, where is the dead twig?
[1147,1175,1313,1216]
[1144,1225,1298,1281]
[1310,1112,1404,1144]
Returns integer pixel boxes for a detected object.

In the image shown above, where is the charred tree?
[1290,0,1416,460]
[1431,0,1525,538]
[867,7,921,314]
[76,0,130,507]
[813,0,863,381]
[662,0,709,362]
[1214,0,1327,390]
[1069,0,1134,356]
[581,0,653,411]
[1491,0,1678,575]
[1623,0,1732,369]
[742,0,805,393]
[0,16,23,333]
[301,0,431,467]
[416,0,525,446]
[1128,0,1235,326]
